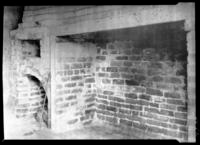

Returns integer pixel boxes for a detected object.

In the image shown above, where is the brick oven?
[3,4,195,142]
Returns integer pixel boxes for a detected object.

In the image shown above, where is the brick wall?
[95,41,188,141]
[11,31,189,141]
[9,38,51,132]
[53,42,97,132]
[9,38,189,140]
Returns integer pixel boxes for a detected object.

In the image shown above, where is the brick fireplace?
[3,4,195,142]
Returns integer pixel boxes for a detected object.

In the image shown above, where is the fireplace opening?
[26,74,48,128]
[53,20,188,141]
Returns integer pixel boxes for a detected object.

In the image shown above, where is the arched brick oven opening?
[15,73,49,131]
[26,74,48,128]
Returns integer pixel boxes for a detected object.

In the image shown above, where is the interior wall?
[3,6,24,138]
[51,20,188,141]
[95,40,187,141]
[52,41,97,132]
[54,20,188,141]
[3,7,52,138]
[3,6,23,108]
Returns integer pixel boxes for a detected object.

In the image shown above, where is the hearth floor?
[4,108,140,140]
[19,124,140,139]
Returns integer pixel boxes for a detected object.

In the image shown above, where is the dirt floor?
[4,107,140,140]
[21,125,140,139]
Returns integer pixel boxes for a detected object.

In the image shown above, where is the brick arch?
[22,73,48,127]
[23,67,43,83]
[23,72,49,101]
[22,67,50,95]
[15,73,47,118]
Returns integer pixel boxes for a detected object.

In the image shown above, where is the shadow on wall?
[4,6,24,30]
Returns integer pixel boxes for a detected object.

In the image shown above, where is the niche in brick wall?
[58,20,188,141]
[21,39,41,57]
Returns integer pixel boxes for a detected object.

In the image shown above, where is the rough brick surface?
[124,93,137,99]
[125,80,139,86]
[139,94,151,101]
[113,79,124,85]
[146,88,163,96]
[164,92,181,99]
